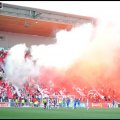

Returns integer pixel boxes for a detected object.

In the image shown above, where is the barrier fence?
[0,101,118,108]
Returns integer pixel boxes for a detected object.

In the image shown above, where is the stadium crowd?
[0,48,118,108]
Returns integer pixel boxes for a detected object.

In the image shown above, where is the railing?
[0,101,118,108]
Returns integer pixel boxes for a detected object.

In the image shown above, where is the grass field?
[0,107,120,119]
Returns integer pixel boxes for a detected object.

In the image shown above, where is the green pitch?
[0,107,120,119]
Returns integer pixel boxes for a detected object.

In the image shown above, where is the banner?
[89,102,109,108]
[0,102,9,107]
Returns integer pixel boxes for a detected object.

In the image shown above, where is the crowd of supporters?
[0,48,118,108]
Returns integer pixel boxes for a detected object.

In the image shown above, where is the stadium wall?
[0,31,56,49]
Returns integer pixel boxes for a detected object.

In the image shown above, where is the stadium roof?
[0,3,96,37]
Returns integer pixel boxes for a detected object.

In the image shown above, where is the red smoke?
[33,22,120,102]
[34,51,120,101]
[5,21,120,102]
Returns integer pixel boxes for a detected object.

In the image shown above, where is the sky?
[1,1,120,20]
